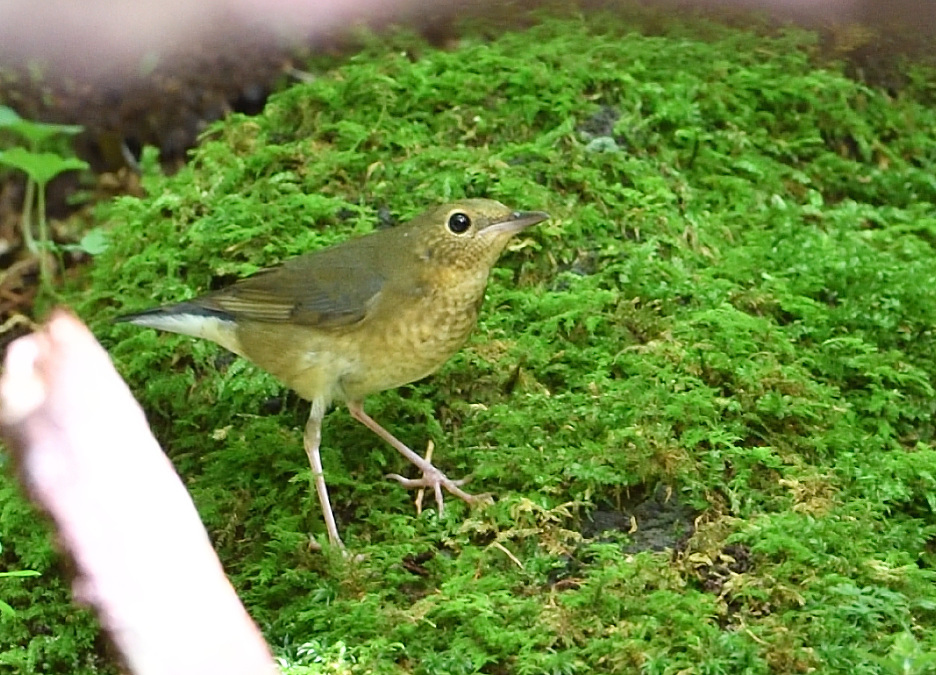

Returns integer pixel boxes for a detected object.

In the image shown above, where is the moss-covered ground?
[3,8,936,674]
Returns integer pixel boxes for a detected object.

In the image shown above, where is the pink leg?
[346,400,477,515]
[303,404,344,548]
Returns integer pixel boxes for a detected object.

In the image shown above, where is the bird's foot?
[386,466,478,516]
[345,403,493,515]
[308,536,366,562]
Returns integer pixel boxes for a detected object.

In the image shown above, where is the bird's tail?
[116,303,242,354]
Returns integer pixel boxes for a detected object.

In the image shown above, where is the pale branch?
[0,309,277,675]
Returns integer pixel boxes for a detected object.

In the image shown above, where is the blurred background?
[1,0,933,172]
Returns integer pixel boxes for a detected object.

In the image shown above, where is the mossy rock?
[3,9,936,674]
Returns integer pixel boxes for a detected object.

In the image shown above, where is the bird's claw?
[386,468,476,516]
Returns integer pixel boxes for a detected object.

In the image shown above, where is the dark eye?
[447,212,471,234]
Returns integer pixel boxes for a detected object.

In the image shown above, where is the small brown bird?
[119,199,549,547]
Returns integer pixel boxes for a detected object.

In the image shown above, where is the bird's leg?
[413,440,434,516]
[304,403,344,549]
[346,400,476,516]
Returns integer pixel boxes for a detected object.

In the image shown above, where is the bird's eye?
[447,212,471,234]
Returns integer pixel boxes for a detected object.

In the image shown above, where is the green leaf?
[4,118,84,145]
[0,570,41,578]
[0,105,22,127]
[0,147,90,184]
[77,228,110,255]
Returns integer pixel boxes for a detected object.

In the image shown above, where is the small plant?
[0,105,92,287]
[0,570,41,618]
[0,539,40,618]
[877,632,936,675]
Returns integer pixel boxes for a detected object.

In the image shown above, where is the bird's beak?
[480,210,550,237]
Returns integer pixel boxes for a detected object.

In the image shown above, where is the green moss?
[4,9,936,674]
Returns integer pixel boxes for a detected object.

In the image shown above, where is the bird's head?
[404,198,549,274]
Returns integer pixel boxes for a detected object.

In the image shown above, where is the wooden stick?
[0,309,276,675]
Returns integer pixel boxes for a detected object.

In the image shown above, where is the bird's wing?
[193,249,388,328]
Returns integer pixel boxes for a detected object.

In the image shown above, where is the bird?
[118,199,549,548]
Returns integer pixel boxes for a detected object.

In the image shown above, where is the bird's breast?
[336,271,489,400]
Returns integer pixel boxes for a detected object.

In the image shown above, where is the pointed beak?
[480,210,550,237]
